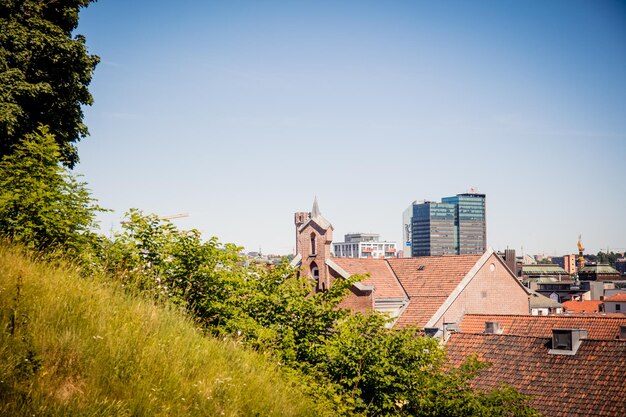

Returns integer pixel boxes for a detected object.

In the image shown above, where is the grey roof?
[521,264,569,276]
[529,290,563,309]
[580,263,620,275]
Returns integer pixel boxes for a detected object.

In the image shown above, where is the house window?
[617,304,622,311]
[310,233,317,255]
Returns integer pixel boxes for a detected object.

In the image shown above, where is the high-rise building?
[404,193,486,256]
[413,202,457,256]
[442,193,487,255]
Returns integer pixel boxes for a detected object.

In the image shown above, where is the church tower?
[293,197,334,291]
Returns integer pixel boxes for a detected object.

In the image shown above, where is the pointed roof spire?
[312,196,320,218]
[297,196,333,232]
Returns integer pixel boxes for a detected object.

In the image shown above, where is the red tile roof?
[330,257,407,300]
[387,255,482,327]
[446,333,626,417]
[562,300,604,313]
[459,314,626,340]
[605,294,626,302]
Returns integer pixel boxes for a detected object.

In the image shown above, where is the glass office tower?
[442,193,486,255]
[411,202,457,256]
[405,193,486,257]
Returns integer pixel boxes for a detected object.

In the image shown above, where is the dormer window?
[553,330,572,350]
[549,329,587,355]
[484,321,501,334]
[310,233,317,256]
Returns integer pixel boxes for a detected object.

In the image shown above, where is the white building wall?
[605,301,624,314]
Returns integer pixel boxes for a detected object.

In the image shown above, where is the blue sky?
[76,0,626,256]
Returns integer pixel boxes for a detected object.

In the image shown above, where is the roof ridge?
[465,313,626,319]
[384,259,408,299]
[456,332,626,344]
[455,333,549,341]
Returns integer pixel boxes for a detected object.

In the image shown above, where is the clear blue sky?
[76,0,626,256]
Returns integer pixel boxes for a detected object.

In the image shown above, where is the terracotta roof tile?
[387,255,482,327]
[562,300,604,313]
[446,333,626,417]
[459,314,626,340]
[330,257,407,300]
[605,294,626,302]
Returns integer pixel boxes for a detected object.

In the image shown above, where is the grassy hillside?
[0,244,327,416]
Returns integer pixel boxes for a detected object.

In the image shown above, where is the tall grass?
[0,244,327,416]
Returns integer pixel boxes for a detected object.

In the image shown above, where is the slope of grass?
[0,244,327,416]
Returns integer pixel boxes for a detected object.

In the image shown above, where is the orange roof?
[446,333,626,417]
[459,314,626,340]
[605,293,626,302]
[330,257,407,300]
[562,300,604,313]
[387,255,482,327]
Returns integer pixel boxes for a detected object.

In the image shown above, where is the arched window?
[310,232,317,255]
[310,264,319,283]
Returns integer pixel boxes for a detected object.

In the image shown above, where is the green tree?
[0,125,104,253]
[101,211,538,416]
[0,0,99,168]
[597,251,618,266]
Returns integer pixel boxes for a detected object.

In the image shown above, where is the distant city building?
[552,254,577,275]
[403,193,486,257]
[410,201,457,256]
[521,264,570,280]
[333,233,397,259]
[533,280,605,302]
[578,263,622,281]
[401,206,413,257]
[615,258,626,276]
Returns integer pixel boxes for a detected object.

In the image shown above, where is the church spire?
[312,196,320,218]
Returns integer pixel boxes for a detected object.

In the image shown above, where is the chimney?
[484,321,501,334]
[424,327,440,338]
[444,322,459,333]
[549,329,588,355]
[504,249,516,274]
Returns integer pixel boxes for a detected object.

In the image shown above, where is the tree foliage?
[595,251,620,267]
[0,0,99,167]
[0,125,103,253]
[97,211,539,416]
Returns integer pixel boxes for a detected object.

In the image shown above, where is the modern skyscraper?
[442,193,487,255]
[403,193,486,256]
